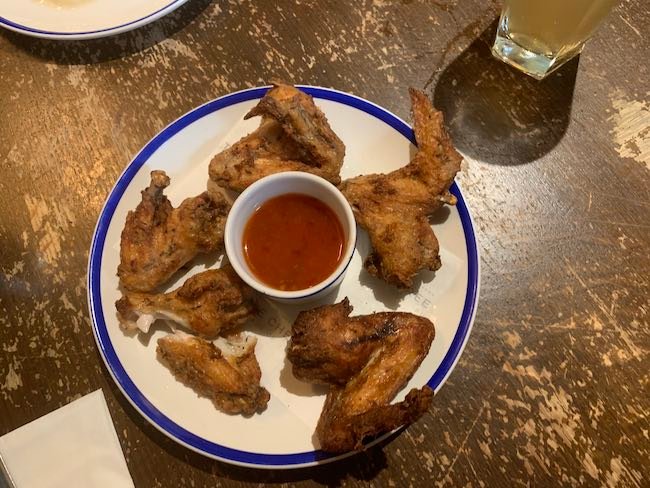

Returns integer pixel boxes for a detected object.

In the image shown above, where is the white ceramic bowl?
[224,171,357,304]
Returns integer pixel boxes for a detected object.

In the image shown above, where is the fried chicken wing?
[341,89,462,288]
[287,298,435,452]
[157,331,270,416]
[115,266,256,337]
[118,171,230,292]
[209,82,345,191]
[319,386,433,453]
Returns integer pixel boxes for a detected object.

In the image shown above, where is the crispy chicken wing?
[115,266,256,337]
[287,298,435,452]
[118,170,230,292]
[209,82,345,191]
[341,89,462,288]
[157,331,270,416]
[319,386,433,453]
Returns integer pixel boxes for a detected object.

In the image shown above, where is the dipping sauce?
[242,193,345,291]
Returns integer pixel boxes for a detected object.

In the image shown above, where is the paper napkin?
[0,390,134,488]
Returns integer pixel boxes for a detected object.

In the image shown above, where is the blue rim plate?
[87,85,480,469]
[0,0,188,40]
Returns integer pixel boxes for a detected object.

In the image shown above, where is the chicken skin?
[340,89,462,288]
[209,82,345,191]
[115,266,256,337]
[287,298,435,452]
[118,171,230,292]
[157,331,270,416]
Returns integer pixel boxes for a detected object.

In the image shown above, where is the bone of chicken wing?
[287,298,435,452]
[118,171,230,292]
[209,82,345,191]
[341,89,462,288]
[157,331,270,416]
[115,266,256,337]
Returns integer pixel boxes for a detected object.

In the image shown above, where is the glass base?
[492,34,554,80]
[491,33,580,80]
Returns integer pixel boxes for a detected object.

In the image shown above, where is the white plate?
[0,0,188,40]
[87,86,480,469]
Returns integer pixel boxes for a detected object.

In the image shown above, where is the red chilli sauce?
[242,193,344,291]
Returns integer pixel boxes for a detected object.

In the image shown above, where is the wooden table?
[1,1,648,486]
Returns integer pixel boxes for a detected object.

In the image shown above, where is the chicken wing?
[118,170,230,292]
[340,89,462,288]
[287,298,435,452]
[209,82,345,191]
[157,331,270,416]
[115,266,256,337]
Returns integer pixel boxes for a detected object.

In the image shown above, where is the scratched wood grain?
[0,0,648,486]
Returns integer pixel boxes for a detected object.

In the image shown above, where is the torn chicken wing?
[157,331,270,416]
[341,89,462,288]
[116,266,256,337]
[118,171,230,292]
[287,298,435,452]
[209,82,345,191]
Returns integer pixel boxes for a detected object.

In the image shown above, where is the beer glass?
[492,0,618,80]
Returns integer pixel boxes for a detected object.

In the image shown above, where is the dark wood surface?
[1,1,648,486]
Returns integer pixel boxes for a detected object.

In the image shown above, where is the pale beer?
[492,0,618,79]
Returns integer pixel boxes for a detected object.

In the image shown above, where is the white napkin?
[0,390,134,488]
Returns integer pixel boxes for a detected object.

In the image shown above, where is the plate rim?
[0,0,188,40]
[87,85,481,469]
